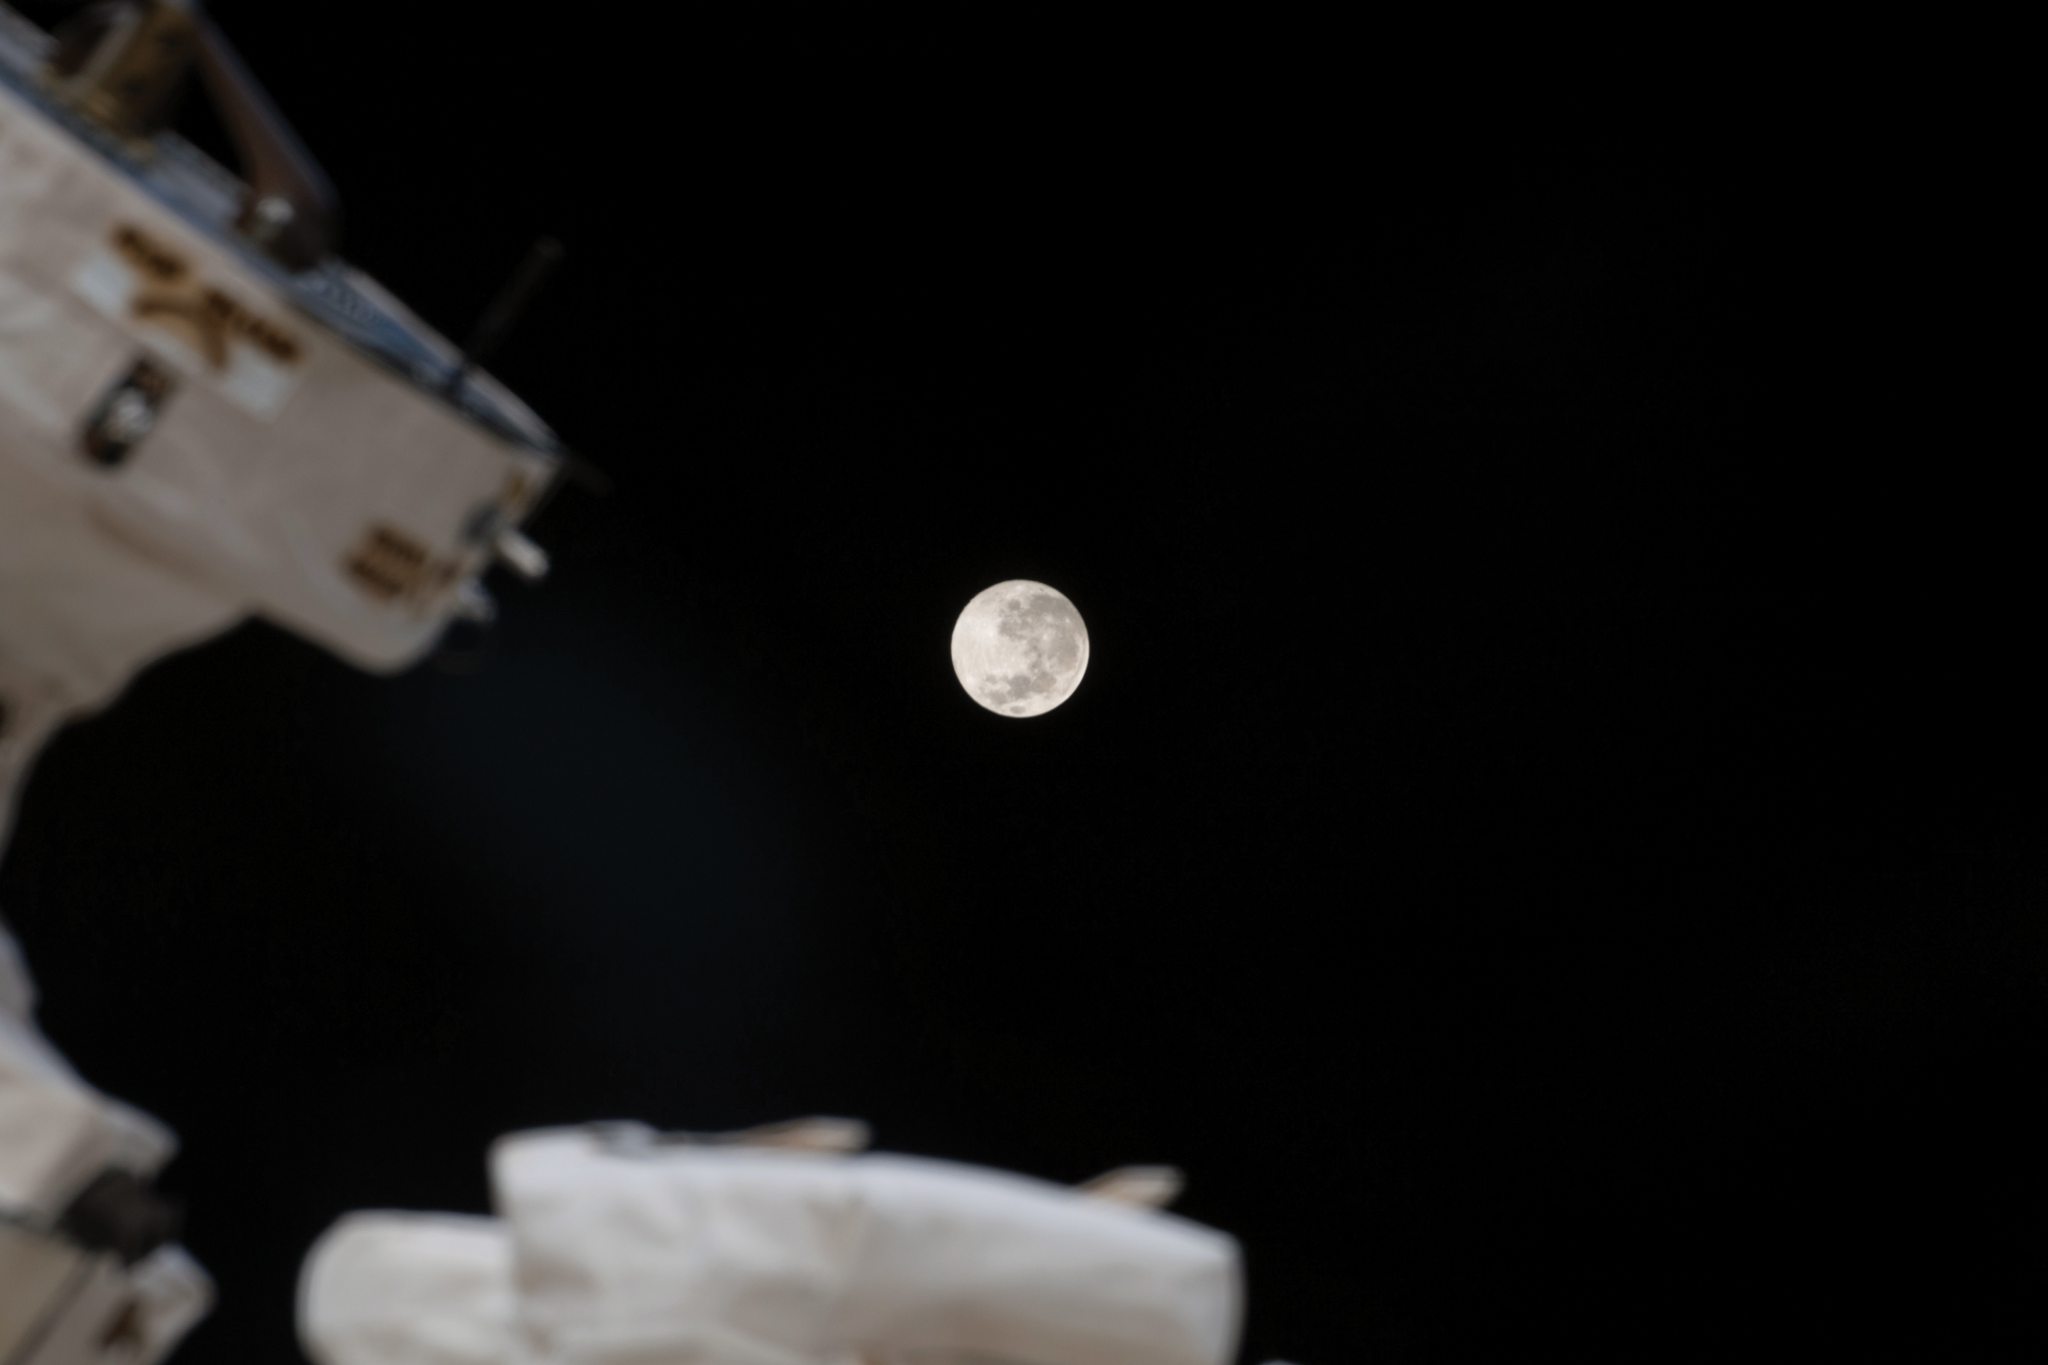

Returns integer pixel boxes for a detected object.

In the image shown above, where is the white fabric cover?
[4,36,538,1365]
[2,1242,215,1365]
[299,1126,1242,1365]
[0,912,37,1021]
[0,74,558,672]
[0,434,248,859]
[2,75,249,858]
[300,1213,532,1365]
[832,1154,1236,1363]
[0,924,177,1221]
[0,924,212,1365]
[124,1245,217,1365]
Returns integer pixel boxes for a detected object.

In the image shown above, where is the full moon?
[950,581,1089,718]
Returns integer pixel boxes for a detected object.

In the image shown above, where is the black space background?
[1,7,2040,1362]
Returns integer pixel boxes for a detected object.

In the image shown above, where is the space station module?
[298,1119,1243,1365]
[0,0,567,858]
[1,2,565,1358]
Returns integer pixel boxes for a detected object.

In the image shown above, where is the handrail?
[185,2,339,271]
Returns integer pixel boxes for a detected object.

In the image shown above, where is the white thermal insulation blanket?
[301,1125,1242,1365]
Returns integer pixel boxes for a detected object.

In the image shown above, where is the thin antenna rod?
[445,236,564,394]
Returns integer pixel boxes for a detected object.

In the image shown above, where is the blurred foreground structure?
[2,923,209,1364]
[0,0,565,857]
[2,2,560,1357]
[300,1121,1240,1365]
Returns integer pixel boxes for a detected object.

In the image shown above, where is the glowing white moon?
[950,580,1089,718]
